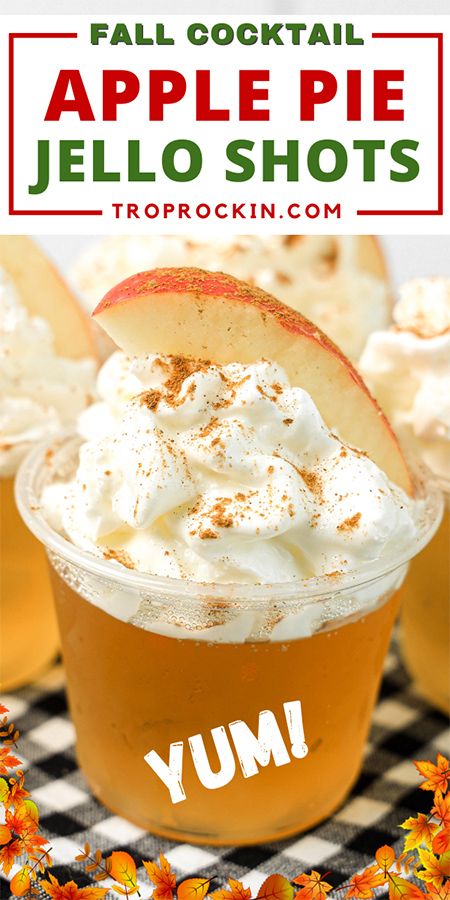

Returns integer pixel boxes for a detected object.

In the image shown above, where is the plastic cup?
[0,475,59,691]
[400,479,449,715]
[16,435,443,845]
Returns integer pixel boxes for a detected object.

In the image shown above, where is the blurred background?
[6,1,450,14]
[36,234,450,293]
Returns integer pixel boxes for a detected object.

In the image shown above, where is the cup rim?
[15,432,444,604]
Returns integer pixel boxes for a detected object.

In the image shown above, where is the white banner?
[0,14,449,233]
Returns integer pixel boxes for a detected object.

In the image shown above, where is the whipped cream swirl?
[360,278,450,482]
[0,268,96,477]
[42,351,417,584]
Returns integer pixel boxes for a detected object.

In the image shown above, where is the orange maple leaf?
[258,875,294,900]
[143,852,176,900]
[18,829,49,858]
[387,874,425,900]
[177,878,211,900]
[5,804,38,837]
[0,825,12,845]
[294,871,332,900]
[6,776,29,809]
[400,814,440,851]
[0,705,9,714]
[108,850,138,889]
[432,794,450,829]
[415,757,450,794]
[416,851,450,888]
[375,846,396,877]
[0,839,22,876]
[0,747,22,775]
[9,866,32,897]
[424,881,450,900]
[41,872,108,900]
[433,833,450,857]
[345,865,385,898]
[211,879,252,900]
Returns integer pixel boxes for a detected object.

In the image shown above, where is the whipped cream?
[71,236,390,359]
[0,268,97,477]
[360,278,450,482]
[42,351,417,585]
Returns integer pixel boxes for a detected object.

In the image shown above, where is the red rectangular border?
[8,30,444,219]
[357,32,444,216]
[8,32,103,216]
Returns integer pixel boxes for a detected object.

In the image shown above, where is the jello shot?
[18,268,442,843]
[0,237,97,691]
[361,277,450,714]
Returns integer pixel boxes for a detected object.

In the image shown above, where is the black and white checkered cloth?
[1,641,449,899]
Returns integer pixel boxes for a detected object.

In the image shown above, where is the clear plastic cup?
[400,478,449,715]
[16,435,443,846]
[0,475,59,691]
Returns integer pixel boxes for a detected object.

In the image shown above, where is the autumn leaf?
[177,877,211,900]
[258,875,295,900]
[41,872,109,900]
[18,829,49,858]
[0,839,21,876]
[7,776,29,808]
[10,866,32,897]
[0,746,22,775]
[416,850,450,888]
[108,850,138,889]
[400,814,440,851]
[345,865,385,898]
[375,846,396,877]
[0,777,9,803]
[387,874,425,900]
[6,803,37,836]
[0,705,9,715]
[22,798,39,824]
[424,881,450,900]
[143,852,177,900]
[433,794,450,828]
[433,831,450,856]
[0,825,12,845]
[112,887,141,896]
[294,871,332,900]
[211,879,252,900]
[415,757,450,794]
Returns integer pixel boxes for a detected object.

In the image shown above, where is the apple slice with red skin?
[0,236,97,360]
[93,266,412,494]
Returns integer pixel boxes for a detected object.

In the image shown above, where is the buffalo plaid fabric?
[1,642,448,899]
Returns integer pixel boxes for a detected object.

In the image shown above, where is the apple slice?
[0,236,97,359]
[72,234,389,360]
[354,235,387,281]
[93,267,411,494]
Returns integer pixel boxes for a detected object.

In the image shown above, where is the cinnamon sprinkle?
[198,417,219,438]
[299,468,323,497]
[209,497,234,529]
[103,548,135,569]
[337,512,361,533]
[276,271,292,285]
[139,389,161,411]
[198,528,219,540]
[139,356,211,413]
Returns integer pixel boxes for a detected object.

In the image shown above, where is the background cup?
[1,476,59,692]
[400,479,449,715]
